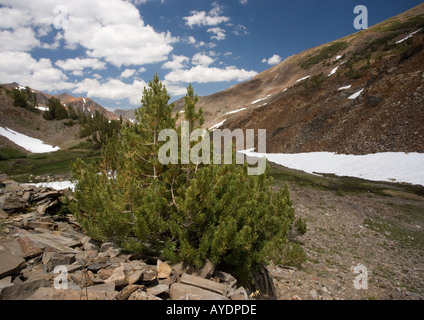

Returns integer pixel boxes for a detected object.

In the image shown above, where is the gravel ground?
[269,183,424,300]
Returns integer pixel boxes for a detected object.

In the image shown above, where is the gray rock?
[0,237,43,260]
[228,286,249,300]
[0,248,26,279]
[0,278,51,300]
[215,270,237,288]
[117,284,142,300]
[198,259,215,278]
[104,263,127,288]
[146,284,169,296]
[180,273,230,296]
[42,252,76,272]
[0,208,8,218]
[0,276,14,290]
[157,260,172,279]
[13,228,80,253]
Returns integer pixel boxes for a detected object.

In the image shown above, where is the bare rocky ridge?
[172,3,424,155]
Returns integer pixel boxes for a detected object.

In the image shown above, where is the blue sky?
[0,0,423,110]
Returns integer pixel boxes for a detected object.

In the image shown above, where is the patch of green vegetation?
[295,217,307,234]
[68,140,97,150]
[0,149,101,182]
[364,216,424,250]
[388,202,424,224]
[6,86,39,113]
[269,164,424,200]
[303,73,326,88]
[300,41,348,69]
[0,147,27,160]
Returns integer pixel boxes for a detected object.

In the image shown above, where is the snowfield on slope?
[225,107,246,115]
[23,181,75,191]
[209,119,226,131]
[239,150,424,186]
[348,88,364,99]
[0,126,60,153]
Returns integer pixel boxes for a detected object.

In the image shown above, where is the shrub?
[71,75,304,280]
[43,97,69,120]
[295,217,307,235]
[8,87,38,113]
[300,41,348,69]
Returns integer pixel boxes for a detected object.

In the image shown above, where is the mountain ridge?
[173,2,424,155]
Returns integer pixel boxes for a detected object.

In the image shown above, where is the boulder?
[99,242,121,258]
[13,228,80,254]
[0,276,14,291]
[0,208,8,219]
[0,237,43,260]
[42,251,76,272]
[157,260,172,279]
[146,284,169,296]
[0,248,26,279]
[215,270,237,288]
[117,284,142,300]
[104,263,127,288]
[228,286,249,300]
[0,278,51,300]
[180,273,230,296]
[198,259,215,278]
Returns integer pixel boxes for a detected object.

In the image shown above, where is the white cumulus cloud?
[207,27,226,41]
[55,58,106,71]
[162,55,190,70]
[262,54,282,65]
[192,53,215,66]
[165,65,257,84]
[183,2,230,28]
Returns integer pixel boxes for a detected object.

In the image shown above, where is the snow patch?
[338,85,352,90]
[251,94,271,105]
[23,181,75,191]
[396,29,422,44]
[328,61,346,77]
[257,103,267,108]
[225,108,246,115]
[296,76,310,83]
[335,55,342,61]
[348,88,364,100]
[36,106,49,112]
[209,119,226,131]
[0,126,60,153]
[239,150,424,186]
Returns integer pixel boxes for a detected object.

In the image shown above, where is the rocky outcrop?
[0,177,256,300]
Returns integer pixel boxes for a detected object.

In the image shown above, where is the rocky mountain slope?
[179,3,424,155]
[0,83,118,152]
